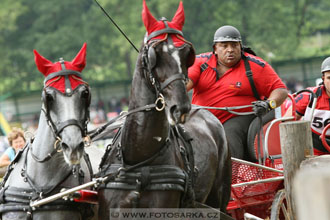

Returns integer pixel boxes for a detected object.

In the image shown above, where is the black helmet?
[321,57,330,73]
[213,25,241,43]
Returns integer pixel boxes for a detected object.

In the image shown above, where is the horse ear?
[171,1,185,30]
[34,49,54,76]
[71,43,87,71]
[142,0,158,33]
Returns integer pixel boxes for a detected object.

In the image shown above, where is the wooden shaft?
[279,121,313,220]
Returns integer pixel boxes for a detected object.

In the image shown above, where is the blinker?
[148,46,156,70]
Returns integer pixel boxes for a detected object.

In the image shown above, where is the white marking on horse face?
[171,50,182,74]
[163,44,181,73]
[153,136,162,142]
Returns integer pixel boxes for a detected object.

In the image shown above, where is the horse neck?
[26,111,71,186]
[121,59,170,164]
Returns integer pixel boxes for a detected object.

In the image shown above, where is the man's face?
[214,41,241,67]
[323,71,330,92]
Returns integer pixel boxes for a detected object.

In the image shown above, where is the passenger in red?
[186,25,288,160]
[293,57,330,155]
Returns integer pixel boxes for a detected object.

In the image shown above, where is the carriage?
[227,99,291,220]
[226,89,321,220]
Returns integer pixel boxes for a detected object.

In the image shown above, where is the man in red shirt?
[293,57,330,155]
[186,25,288,160]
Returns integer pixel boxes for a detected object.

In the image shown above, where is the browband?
[44,69,82,86]
[147,28,183,42]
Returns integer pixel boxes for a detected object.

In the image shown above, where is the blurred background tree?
[1,0,330,95]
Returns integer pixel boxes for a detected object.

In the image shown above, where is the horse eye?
[81,90,90,99]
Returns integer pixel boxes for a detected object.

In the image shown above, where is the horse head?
[34,43,91,165]
[141,0,195,125]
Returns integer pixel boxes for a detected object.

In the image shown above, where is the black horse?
[0,44,97,220]
[97,1,231,219]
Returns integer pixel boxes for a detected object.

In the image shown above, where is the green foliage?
[1,0,330,95]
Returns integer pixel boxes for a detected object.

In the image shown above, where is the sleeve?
[295,92,310,116]
[255,63,287,97]
[188,57,203,86]
[3,147,13,161]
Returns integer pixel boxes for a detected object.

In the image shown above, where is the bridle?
[98,19,197,208]
[33,60,91,162]
[0,62,94,218]
[141,18,194,102]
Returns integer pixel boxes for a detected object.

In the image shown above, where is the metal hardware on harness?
[54,137,62,152]
[155,94,165,111]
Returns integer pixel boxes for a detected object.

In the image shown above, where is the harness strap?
[200,55,223,81]
[308,86,322,108]
[200,54,261,99]
[200,55,211,73]
[243,55,261,100]
[100,164,186,192]
[172,125,196,207]
[30,146,57,163]
[159,73,186,91]
[120,138,171,173]
[89,103,157,141]
[59,58,72,95]
[146,27,183,42]
[44,69,82,86]
[20,147,74,198]
[56,119,84,136]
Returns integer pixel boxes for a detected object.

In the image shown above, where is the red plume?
[142,0,158,34]
[71,42,87,72]
[171,1,185,30]
[34,50,54,77]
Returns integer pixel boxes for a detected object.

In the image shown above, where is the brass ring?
[155,94,165,111]
[54,137,62,152]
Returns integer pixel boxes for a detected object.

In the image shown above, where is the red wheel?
[320,123,330,152]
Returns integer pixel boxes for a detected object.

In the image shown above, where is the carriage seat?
[246,109,282,162]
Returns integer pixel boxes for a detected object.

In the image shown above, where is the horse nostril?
[170,105,179,119]
[78,142,85,150]
[61,142,69,151]
[170,104,191,123]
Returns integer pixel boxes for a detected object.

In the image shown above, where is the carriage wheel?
[270,189,290,220]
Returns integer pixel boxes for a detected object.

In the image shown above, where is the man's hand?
[252,100,270,117]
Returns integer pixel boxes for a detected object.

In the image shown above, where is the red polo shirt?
[188,52,286,123]
[295,86,330,135]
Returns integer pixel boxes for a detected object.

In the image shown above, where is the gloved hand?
[252,100,270,117]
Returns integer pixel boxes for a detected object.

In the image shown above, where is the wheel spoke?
[281,203,290,220]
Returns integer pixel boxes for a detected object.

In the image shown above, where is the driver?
[186,25,288,160]
[293,57,330,155]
